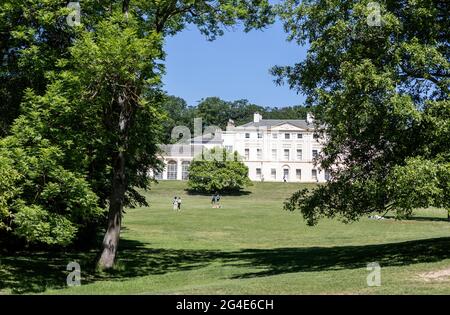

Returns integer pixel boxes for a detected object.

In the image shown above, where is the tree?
[94,0,273,269]
[0,0,111,136]
[198,97,309,129]
[67,15,166,268]
[265,105,308,120]
[0,0,274,136]
[164,96,308,138]
[1,0,274,269]
[0,105,104,247]
[197,97,232,129]
[160,95,196,143]
[1,13,165,249]
[187,147,252,193]
[274,0,449,224]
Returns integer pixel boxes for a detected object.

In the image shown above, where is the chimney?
[253,112,262,123]
[306,112,314,124]
[227,119,235,128]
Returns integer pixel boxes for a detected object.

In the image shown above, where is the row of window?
[156,160,331,181]
[256,168,330,181]
[245,132,304,140]
[155,160,190,180]
[244,148,319,161]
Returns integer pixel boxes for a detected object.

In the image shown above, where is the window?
[257,132,263,139]
[296,149,302,160]
[244,148,250,160]
[271,168,276,179]
[325,169,331,181]
[225,145,233,152]
[272,149,277,160]
[297,133,303,139]
[257,148,262,160]
[272,133,278,139]
[167,161,177,180]
[284,149,290,160]
[296,169,302,180]
[181,161,190,180]
[256,168,262,179]
[283,168,289,180]
[245,133,250,139]
[312,169,318,181]
[312,149,318,159]
[285,133,290,140]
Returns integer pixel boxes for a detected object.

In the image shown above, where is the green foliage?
[13,205,77,246]
[0,14,166,246]
[0,0,108,136]
[160,95,309,141]
[0,127,104,246]
[0,1,274,253]
[1,1,274,136]
[196,97,309,130]
[388,157,450,218]
[0,156,22,231]
[159,95,197,143]
[67,15,166,205]
[278,0,449,223]
[196,97,233,129]
[187,148,252,193]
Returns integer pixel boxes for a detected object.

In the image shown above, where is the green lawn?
[1,181,450,294]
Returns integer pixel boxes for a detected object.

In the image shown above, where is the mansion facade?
[154,113,329,183]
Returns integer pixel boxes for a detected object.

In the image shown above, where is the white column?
[162,164,167,180]
[177,159,182,180]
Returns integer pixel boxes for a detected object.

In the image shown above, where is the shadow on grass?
[1,237,450,294]
[384,215,450,223]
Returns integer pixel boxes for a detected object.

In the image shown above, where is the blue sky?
[163,20,308,108]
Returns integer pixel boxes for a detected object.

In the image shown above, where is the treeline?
[161,96,308,143]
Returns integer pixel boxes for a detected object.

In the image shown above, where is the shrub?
[187,147,252,193]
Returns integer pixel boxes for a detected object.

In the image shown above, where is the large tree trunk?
[97,151,127,269]
[98,95,131,269]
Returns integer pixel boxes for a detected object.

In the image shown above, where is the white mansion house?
[155,113,330,183]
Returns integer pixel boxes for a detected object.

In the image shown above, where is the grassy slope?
[1,181,450,294]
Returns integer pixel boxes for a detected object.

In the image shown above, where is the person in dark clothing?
[215,193,221,208]
[211,193,216,207]
[211,192,221,208]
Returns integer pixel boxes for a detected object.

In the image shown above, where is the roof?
[159,144,205,157]
[237,119,313,129]
[189,133,223,144]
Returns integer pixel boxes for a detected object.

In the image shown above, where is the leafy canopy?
[187,147,252,193]
[275,0,449,224]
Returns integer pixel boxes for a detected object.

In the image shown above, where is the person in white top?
[172,196,178,210]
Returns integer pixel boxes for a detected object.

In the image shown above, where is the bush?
[0,124,105,247]
[187,147,252,193]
